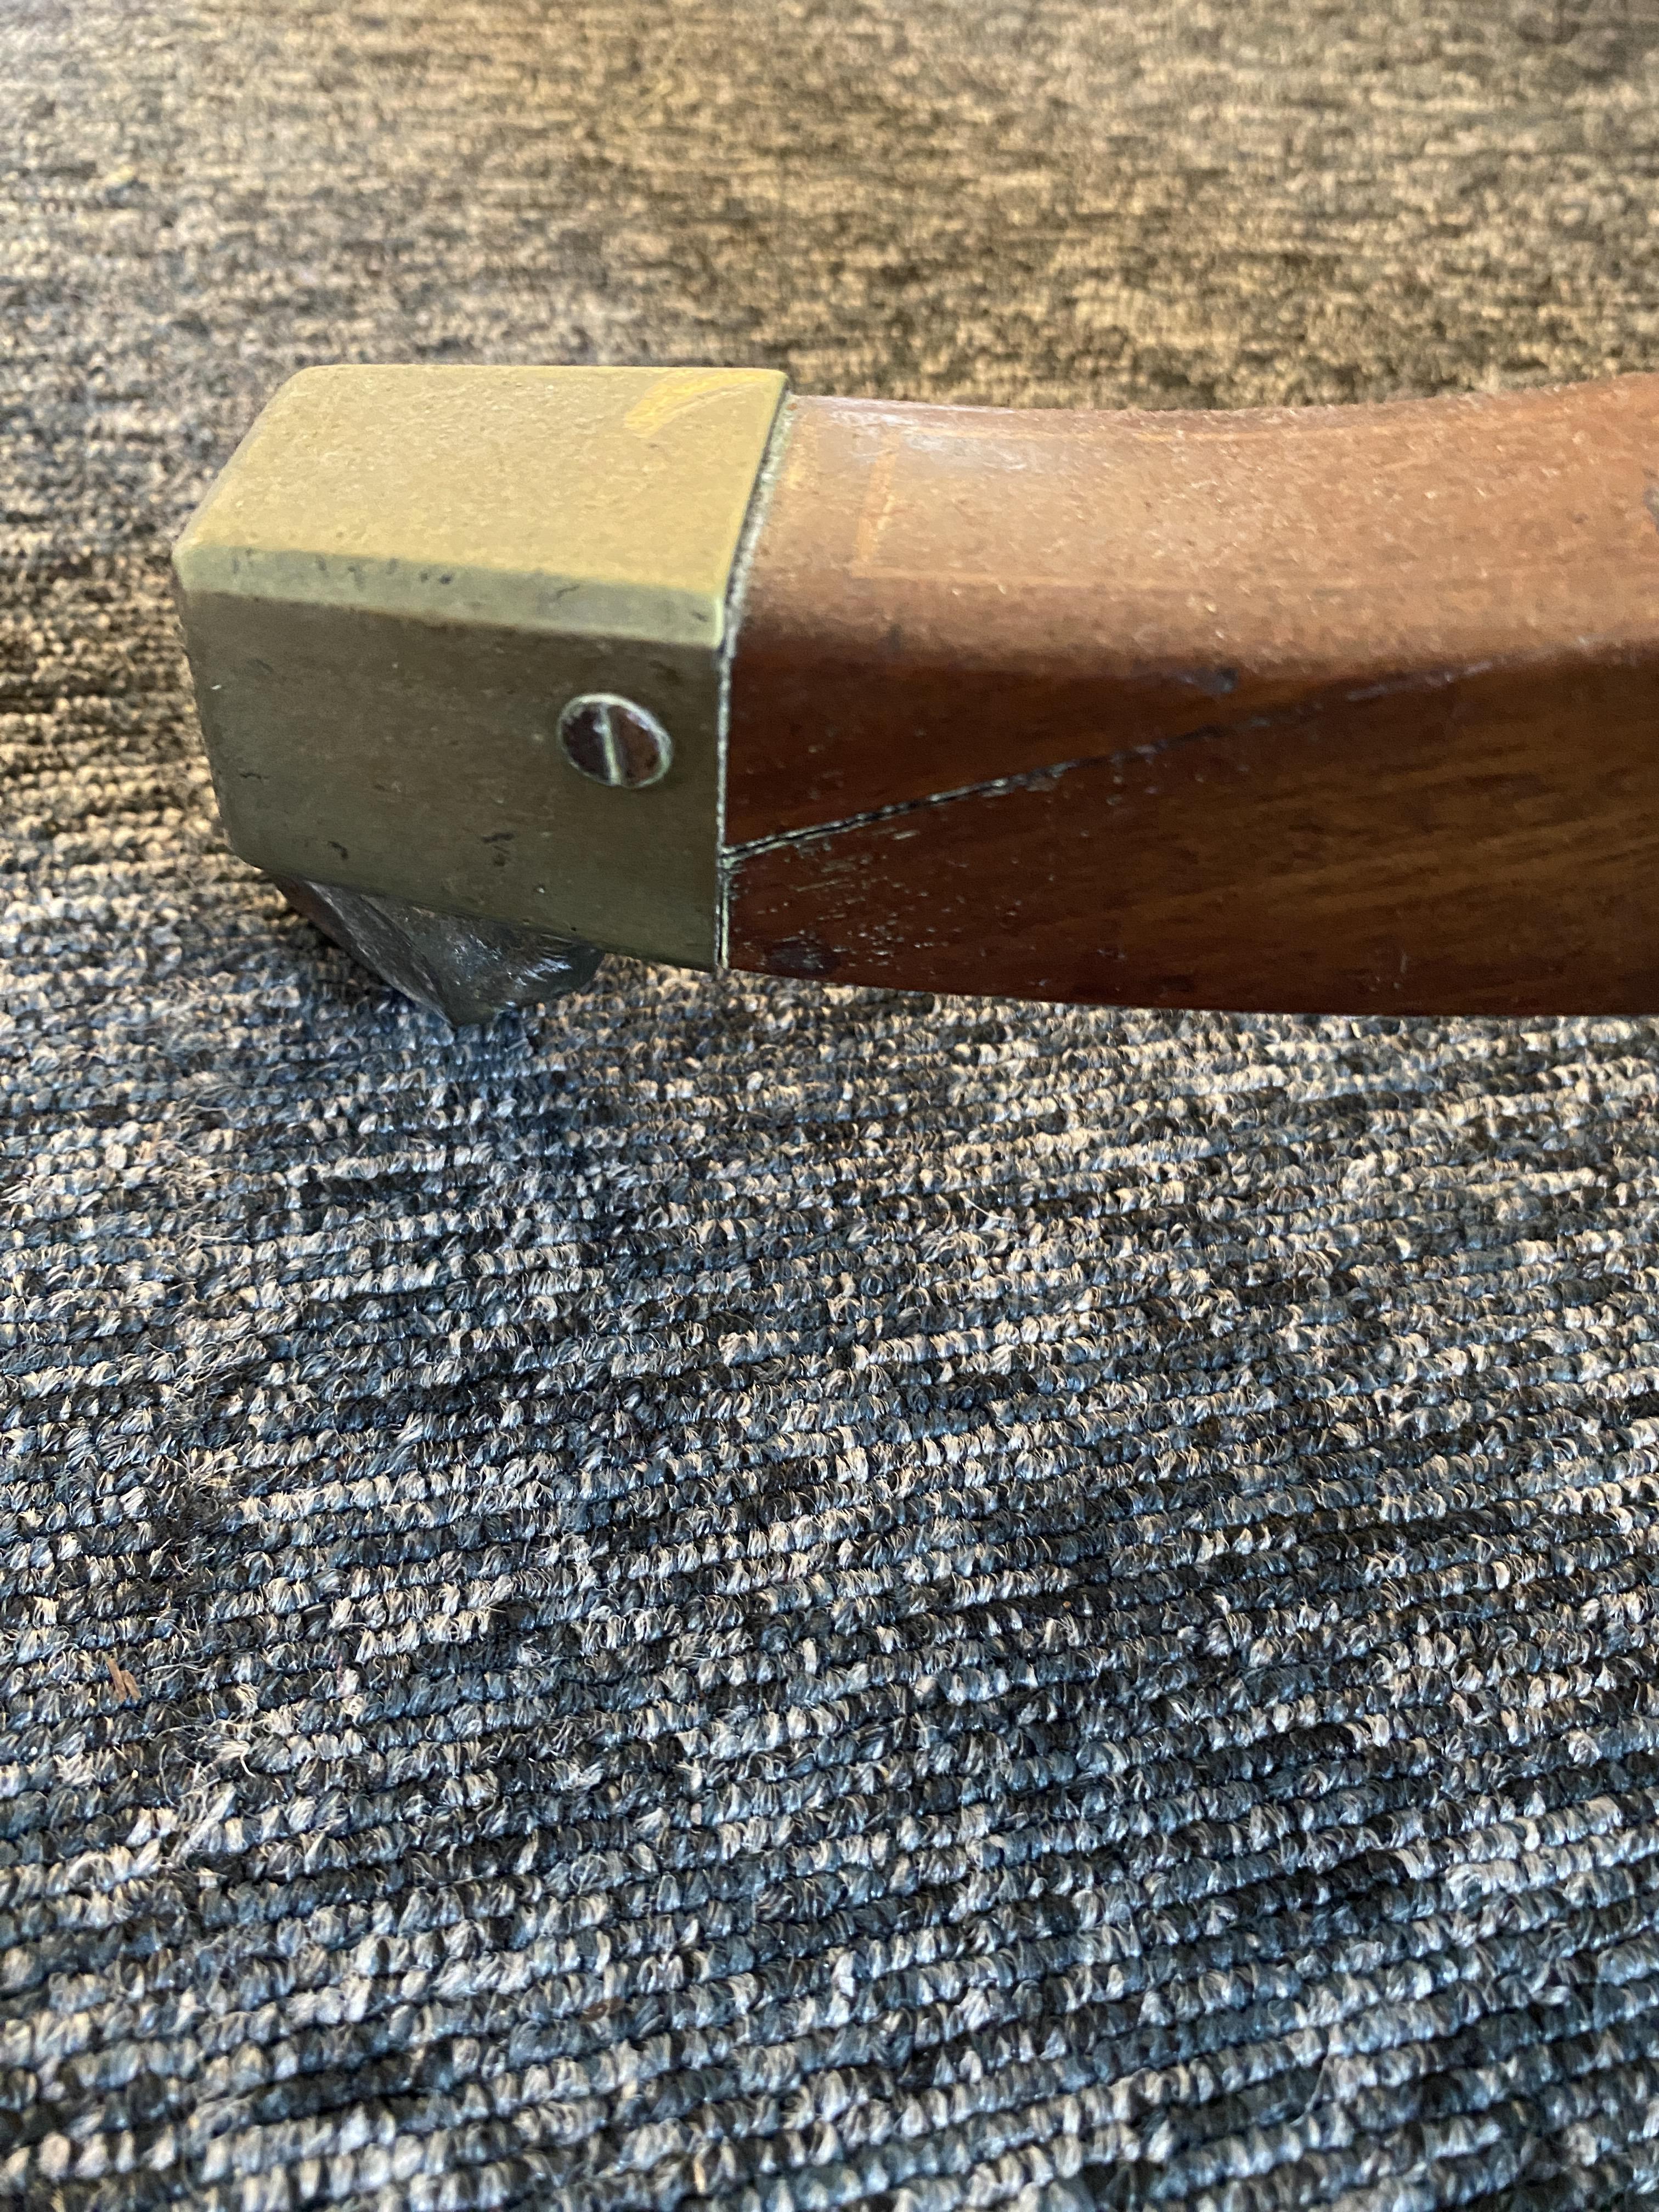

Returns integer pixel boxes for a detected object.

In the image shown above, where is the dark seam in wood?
[720,754,1092,863]
[720,659,1514,866]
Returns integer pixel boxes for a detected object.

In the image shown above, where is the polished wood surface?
[723,376,1659,1012]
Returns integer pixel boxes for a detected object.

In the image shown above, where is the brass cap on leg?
[173,364,788,977]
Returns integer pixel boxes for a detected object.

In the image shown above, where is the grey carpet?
[12,2,1659,2207]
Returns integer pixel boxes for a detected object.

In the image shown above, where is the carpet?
[10,3,1659,2207]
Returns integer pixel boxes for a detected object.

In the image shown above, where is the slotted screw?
[557,694,673,788]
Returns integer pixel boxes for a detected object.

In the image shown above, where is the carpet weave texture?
[12,3,1659,2208]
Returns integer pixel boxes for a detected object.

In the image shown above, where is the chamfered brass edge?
[171,365,791,647]
[714,391,799,972]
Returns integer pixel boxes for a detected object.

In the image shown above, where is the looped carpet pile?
[10,3,1659,2206]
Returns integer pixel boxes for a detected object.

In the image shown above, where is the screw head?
[556,693,673,788]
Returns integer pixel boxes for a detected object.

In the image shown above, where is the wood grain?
[723,376,1659,1012]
